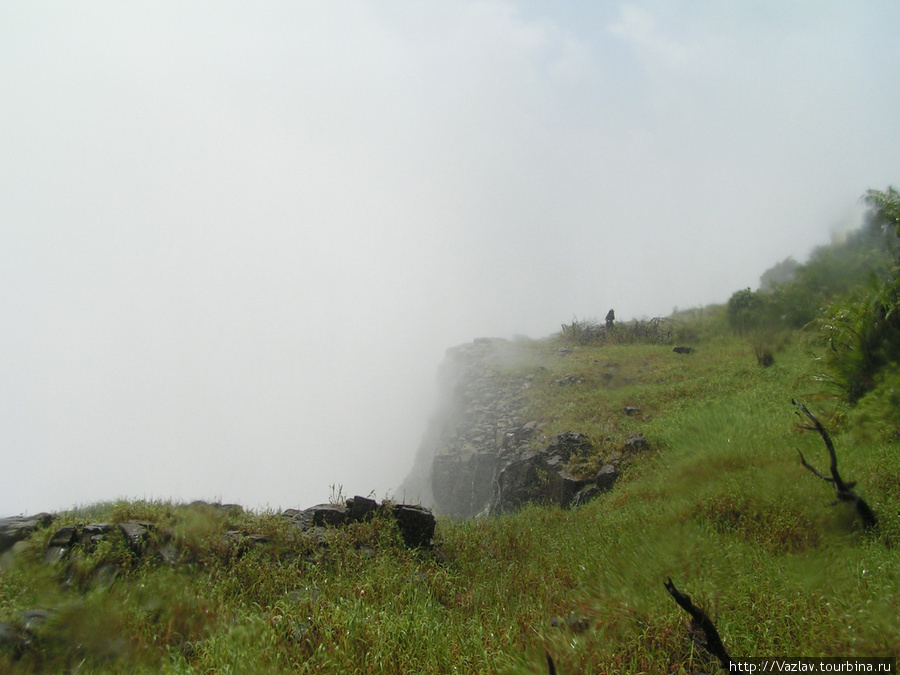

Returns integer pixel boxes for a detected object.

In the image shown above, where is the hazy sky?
[2,1,898,516]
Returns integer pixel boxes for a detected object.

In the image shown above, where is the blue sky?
[2,1,898,516]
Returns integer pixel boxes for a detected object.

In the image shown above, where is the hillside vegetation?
[2,190,898,673]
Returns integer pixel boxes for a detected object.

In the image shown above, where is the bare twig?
[664,578,732,670]
[792,399,877,529]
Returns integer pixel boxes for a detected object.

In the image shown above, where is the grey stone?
[547,432,592,461]
[0,513,55,555]
[347,496,378,523]
[43,547,68,565]
[491,433,627,513]
[44,525,78,562]
[118,521,153,553]
[571,485,601,507]
[291,504,349,529]
[595,463,620,491]
[10,540,33,556]
[81,523,111,550]
[47,525,78,549]
[491,437,594,514]
[0,610,51,657]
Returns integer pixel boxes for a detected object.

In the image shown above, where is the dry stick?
[791,399,877,529]
[664,578,733,670]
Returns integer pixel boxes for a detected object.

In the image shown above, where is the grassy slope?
[1,328,898,673]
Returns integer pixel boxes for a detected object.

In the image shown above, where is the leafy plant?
[817,276,900,403]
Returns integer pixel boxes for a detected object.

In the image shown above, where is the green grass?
[2,326,898,673]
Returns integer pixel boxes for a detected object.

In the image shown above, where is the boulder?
[44,525,79,563]
[0,513,55,555]
[493,454,588,513]
[391,505,436,548]
[81,523,112,551]
[282,504,348,530]
[571,484,601,508]
[347,495,378,522]
[282,498,436,549]
[546,432,592,461]
[118,521,154,554]
[491,434,622,514]
[595,463,620,491]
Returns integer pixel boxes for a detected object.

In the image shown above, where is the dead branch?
[792,399,877,529]
[664,578,732,670]
[546,651,556,675]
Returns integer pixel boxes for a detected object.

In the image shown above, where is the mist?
[2,1,898,516]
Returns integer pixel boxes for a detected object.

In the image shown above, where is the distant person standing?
[605,309,615,328]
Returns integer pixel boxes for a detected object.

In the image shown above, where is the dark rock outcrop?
[41,520,154,564]
[391,505,436,548]
[118,521,154,554]
[624,434,649,454]
[400,338,644,518]
[491,433,620,514]
[282,496,436,548]
[400,338,544,517]
[0,513,55,556]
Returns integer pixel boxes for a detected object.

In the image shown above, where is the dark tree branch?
[664,578,732,670]
[546,651,556,675]
[797,450,834,484]
[792,399,877,529]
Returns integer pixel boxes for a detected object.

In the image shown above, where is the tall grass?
[2,328,897,673]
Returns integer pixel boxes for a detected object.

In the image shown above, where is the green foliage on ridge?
[727,187,900,410]
[2,189,898,672]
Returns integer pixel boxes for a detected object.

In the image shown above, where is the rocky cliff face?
[400,337,641,518]
[398,338,536,517]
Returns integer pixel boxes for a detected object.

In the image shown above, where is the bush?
[846,363,900,443]
[817,275,900,404]
[559,317,674,346]
[727,288,770,333]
